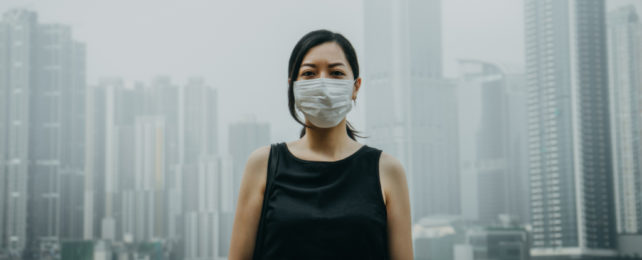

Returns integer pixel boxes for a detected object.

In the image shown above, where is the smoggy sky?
[1,0,639,153]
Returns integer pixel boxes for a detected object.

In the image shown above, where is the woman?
[228,29,413,260]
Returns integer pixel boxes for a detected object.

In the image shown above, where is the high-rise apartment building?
[524,0,617,258]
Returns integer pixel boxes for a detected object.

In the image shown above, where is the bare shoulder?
[378,151,408,205]
[245,145,271,178]
[379,151,406,182]
[228,144,272,259]
[377,152,414,260]
[240,145,271,192]
[246,145,271,168]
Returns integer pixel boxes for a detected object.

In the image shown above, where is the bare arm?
[379,152,414,260]
[228,145,271,260]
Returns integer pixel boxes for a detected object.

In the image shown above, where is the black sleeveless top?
[252,142,389,260]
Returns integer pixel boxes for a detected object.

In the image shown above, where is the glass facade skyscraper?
[525,0,617,258]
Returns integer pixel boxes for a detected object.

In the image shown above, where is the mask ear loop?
[352,79,358,106]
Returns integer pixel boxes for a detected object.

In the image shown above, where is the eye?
[331,71,346,76]
[301,71,315,77]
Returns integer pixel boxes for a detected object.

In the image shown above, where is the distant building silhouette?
[607,5,642,235]
[458,60,529,225]
[0,9,86,258]
[524,0,617,258]
[363,0,461,223]
[455,215,530,260]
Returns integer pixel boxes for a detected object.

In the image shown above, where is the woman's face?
[291,41,361,100]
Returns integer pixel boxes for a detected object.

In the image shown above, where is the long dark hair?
[287,29,367,140]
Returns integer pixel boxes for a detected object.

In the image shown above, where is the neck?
[301,119,353,153]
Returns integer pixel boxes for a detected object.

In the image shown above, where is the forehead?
[301,41,348,65]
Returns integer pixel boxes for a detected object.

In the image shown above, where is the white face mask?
[293,77,355,128]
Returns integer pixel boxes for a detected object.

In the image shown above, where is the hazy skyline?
[1,0,638,153]
[3,1,642,258]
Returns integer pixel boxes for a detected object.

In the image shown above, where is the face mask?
[293,77,355,128]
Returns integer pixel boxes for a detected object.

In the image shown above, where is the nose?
[318,71,330,79]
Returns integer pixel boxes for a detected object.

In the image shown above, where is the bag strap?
[252,142,280,259]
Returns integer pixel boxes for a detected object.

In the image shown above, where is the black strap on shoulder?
[252,142,280,259]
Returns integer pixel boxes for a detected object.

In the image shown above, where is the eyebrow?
[301,62,346,68]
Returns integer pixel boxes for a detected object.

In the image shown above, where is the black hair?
[287,29,367,140]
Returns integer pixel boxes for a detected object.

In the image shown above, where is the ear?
[352,77,362,100]
[288,78,291,86]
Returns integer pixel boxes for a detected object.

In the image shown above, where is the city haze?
[1,0,642,259]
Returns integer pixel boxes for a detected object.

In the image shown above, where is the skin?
[228,42,413,260]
